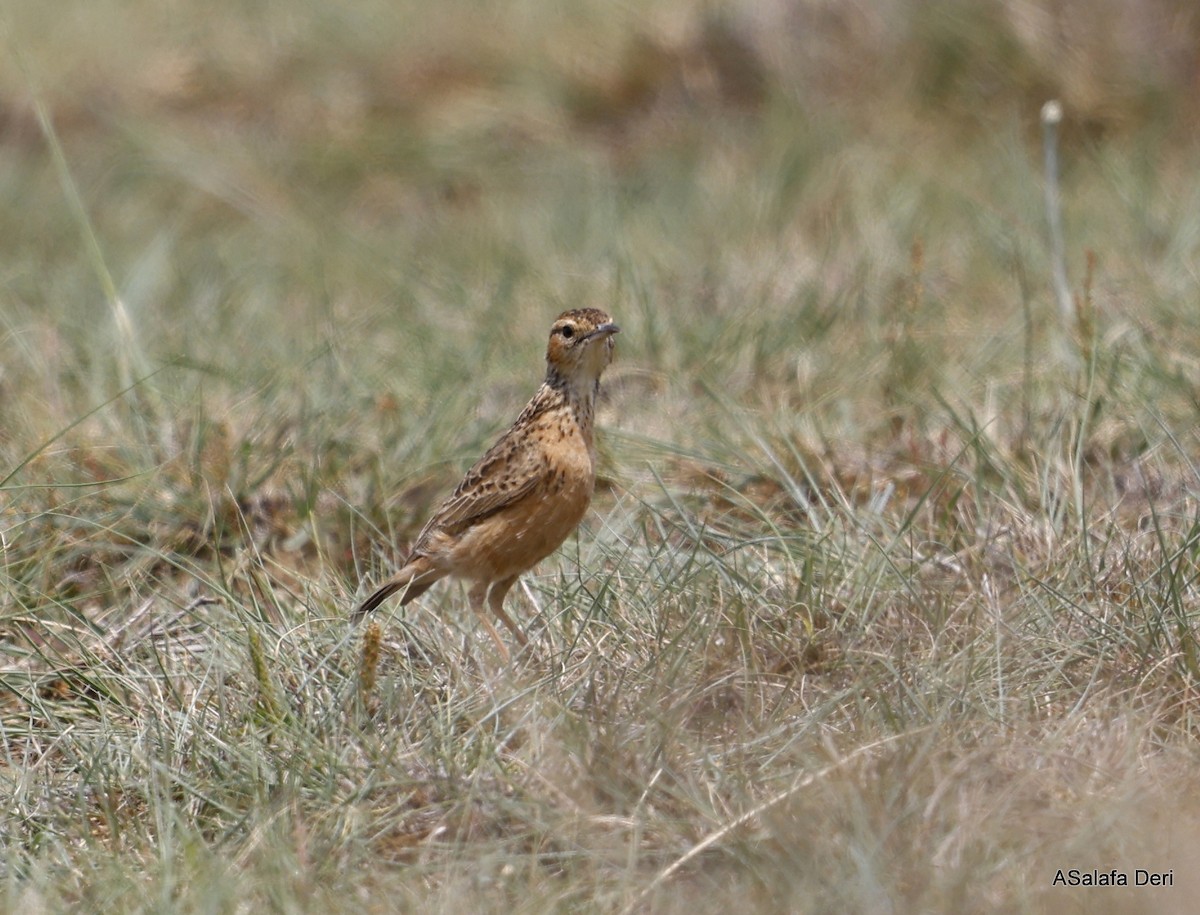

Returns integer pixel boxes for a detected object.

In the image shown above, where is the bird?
[353,307,620,659]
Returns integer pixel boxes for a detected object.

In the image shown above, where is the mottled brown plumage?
[353,308,619,658]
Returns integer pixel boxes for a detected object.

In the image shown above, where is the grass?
[4,1,1200,912]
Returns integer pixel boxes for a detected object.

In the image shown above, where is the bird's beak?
[587,322,620,341]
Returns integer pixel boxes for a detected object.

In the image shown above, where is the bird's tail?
[352,557,442,621]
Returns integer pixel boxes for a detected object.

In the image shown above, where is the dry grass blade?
[618,731,920,915]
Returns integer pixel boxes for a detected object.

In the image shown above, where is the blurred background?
[4,0,1197,371]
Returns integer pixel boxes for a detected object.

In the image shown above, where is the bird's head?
[545,308,620,386]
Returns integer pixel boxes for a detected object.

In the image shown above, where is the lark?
[353,308,620,658]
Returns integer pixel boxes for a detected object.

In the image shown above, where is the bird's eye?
[559,325,575,339]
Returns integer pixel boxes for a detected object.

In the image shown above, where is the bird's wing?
[409,422,549,552]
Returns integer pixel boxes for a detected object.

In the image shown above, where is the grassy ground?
[4,1,1200,912]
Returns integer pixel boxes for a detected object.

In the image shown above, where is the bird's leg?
[468,581,510,661]
[487,576,527,649]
